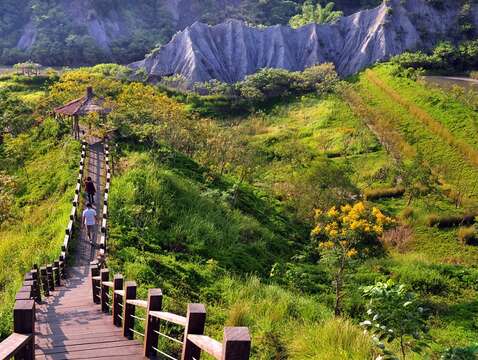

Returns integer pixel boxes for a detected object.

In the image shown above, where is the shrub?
[458,226,478,245]
[360,280,431,360]
[364,186,405,200]
[470,71,478,80]
[441,344,478,360]
[427,213,477,228]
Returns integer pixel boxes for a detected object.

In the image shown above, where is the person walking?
[84,176,96,204]
[82,203,97,246]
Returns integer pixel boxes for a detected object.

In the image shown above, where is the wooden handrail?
[0,333,33,360]
[187,335,222,359]
[149,311,187,327]
[126,299,147,308]
[102,281,114,288]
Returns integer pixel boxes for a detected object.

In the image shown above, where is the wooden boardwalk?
[34,140,144,360]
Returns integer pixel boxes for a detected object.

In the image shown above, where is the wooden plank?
[36,329,123,343]
[35,343,144,360]
[114,290,124,296]
[126,299,147,308]
[102,281,113,288]
[0,333,32,359]
[187,335,222,360]
[149,311,187,327]
[36,338,138,355]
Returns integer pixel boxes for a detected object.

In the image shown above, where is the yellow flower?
[341,204,352,213]
[314,209,323,218]
[327,206,339,217]
[346,248,358,258]
[319,241,335,250]
[311,225,322,236]
[373,225,383,234]
[329,229,338,237]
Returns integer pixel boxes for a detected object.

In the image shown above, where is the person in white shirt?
[82,203,97,245]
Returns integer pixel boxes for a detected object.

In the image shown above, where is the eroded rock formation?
[131,0,477,86]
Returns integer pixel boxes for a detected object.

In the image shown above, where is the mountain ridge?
[131,0,477,86]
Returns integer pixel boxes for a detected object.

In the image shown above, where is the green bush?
[364,186,405,200]
[441,344,478,360]
[427,213,477,228]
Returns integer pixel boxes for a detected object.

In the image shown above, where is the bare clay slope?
[131,0,472,86]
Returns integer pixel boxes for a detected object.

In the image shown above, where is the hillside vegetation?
[1,61,478,359]
[0,74,79,336]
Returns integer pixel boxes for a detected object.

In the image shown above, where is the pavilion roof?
[54,87,111,116]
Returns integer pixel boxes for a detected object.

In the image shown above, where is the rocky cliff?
[132,0,477,86]
[0,0,382,66]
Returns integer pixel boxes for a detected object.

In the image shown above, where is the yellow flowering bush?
[312,202,394,256]
[311,202,394,315]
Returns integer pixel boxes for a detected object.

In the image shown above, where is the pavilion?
[54,87,111,139]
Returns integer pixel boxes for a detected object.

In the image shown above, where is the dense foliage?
[392,40,478,74]
[163,63,340,116]
[289,1,343,28]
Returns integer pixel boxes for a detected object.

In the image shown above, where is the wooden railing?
[90,262,251,360]
[0,142,87,359]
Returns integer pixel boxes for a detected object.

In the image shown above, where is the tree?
[311,202,394,315]
[289,1,343,28]
[360,280,431,360]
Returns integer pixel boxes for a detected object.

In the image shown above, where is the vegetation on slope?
[0,75,80,337]
[2,60,478,358]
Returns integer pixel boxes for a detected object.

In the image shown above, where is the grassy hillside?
[0,75,80,337]
[106,148,373,359]
[1,63,478,358]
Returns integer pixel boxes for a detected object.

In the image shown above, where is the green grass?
[107,149,374,358]
[0,133,79,338]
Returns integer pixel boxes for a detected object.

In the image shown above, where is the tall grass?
[211,277,372,359]
[0,138,79,338]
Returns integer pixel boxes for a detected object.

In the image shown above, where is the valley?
[0,60,477,358]
[0,0,478,358]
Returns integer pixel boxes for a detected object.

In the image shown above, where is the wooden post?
[61,245,67,277]
[100,268,110,313]
[23,281,35,299]
[30,268,41,303]
[46,264,54,291]
[221,327,251,360]
[144,289,163,357]
[53,260,61,286]
[181,304,207,360]
[112,274,124,327]
[14,300,35,360]
[90,265,100,304]
[59,255,65,279]
[40,267,49,296]
[122,281,137,339]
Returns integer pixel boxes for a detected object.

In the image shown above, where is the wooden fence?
[0,142,87,359]
[90,261,251,360]
[90,141,251,359]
